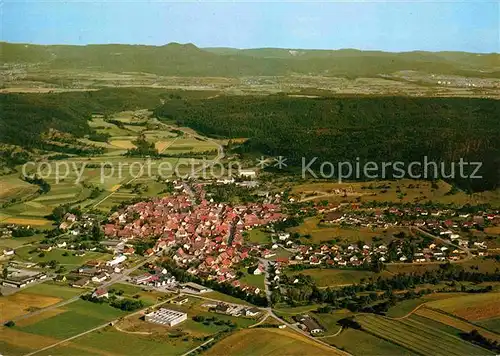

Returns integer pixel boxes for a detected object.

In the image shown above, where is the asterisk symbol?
[274,156,287,169]
[256,156,269,169]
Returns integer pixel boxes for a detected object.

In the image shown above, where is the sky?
[2,0,499,53]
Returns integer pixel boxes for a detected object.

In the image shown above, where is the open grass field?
[109,283,171,305]
[290,216,411,244]
[324,328,416,356]
[20,282,83,299]
[14,246,111,269]
[415,307,500,342]
[15,299,127,340]
[286,268,392,287]
[204,327,343,356]
[246,228,270,244]
[203,291,255,306]
[356,313,493,355]
[311,309,353,334]
[425,292,500,322]
[238,269,266,290]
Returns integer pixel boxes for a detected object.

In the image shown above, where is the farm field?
[0,233,44,250]
[385,293,469,318]
[286,268,392,287]
[324,328,416,356]
[0,290,62,322]
[204,327,342,356]
[476,318,500,333]
[415,307,500,342]
[202,291,256,306]
[425,292,500,322]
[36,327,200,356]
[0,327,64,356]
[14,299,128,339]
[356,313,493,355]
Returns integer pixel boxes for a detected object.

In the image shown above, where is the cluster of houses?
[103,184,284,295]
[320,207,500,232]
[70,257,127,288]
[131,265,177,289]
[280,240,467,267]
[202,301,261,318]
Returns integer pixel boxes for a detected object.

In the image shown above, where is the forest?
[0,88,172,148]
[155,95,500,191]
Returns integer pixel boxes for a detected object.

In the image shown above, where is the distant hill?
[2,42,499,78]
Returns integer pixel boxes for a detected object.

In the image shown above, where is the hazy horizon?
[2,1,498,53]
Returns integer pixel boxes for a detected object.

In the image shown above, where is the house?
[56,241,67,248]
[3,248,14,256]
[244,307,261,317]
[55,275,67,282]
[91,273,108,283]
[92,288,109,299]
[72,278,90,288]
[297,315,324,334]
[253,264,265,275]
[214,303,230,314]
[171,296,189,305]
[38,244,52,252]
[144,248,155,257]
[123,247,135,255]
[238,169,257,179]
[106,255,127,267]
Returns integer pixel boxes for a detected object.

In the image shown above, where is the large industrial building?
[145,308,187,327]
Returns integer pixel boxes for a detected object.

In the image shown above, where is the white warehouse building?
[145,308,187,327]
[106,255,127,267]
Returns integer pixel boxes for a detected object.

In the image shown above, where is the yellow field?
[416,307,500,342]
[485,227,500,235]
[110,140,136,149]
[204,327,342,356]
[0,327,60,350]
[0,293,62,321]
[2,217,51,226]
[155,140,172,152]
[110,184,122,192]
[0,326,113,355]
[426,292,500,321]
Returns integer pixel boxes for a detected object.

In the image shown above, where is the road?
[258,257,273,305]
[180,338,215,356]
